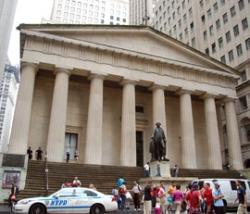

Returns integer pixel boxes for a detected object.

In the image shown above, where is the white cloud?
[8,0,53,65]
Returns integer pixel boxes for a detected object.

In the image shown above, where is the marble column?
[152,85,167,133]
[46,68,70,162]
[179,91,197,168]
[120,80,136,166]
[8,62,38,154]
[224,99,243,170]
[203,95,222,169]
[85,74,104,164]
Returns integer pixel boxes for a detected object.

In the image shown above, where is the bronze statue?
[150,122,168,161]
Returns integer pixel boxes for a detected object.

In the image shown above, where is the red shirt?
[202,188,213,206]
[186,190,200,208]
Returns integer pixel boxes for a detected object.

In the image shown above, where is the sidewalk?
[0,204,9,214]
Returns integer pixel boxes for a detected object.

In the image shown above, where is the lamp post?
[44,152,48,195]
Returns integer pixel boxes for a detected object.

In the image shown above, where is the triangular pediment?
[19,24,237,75]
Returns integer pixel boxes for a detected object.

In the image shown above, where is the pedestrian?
[72,176,81,187]
[166,182,176,212]
[143,181,152,214]
[66,150,70,163]
[234,180,248,214]
[173,164,179,177]
[212,182,225,214]
[132,181,141,211]
[74,150,79,161]
[201,182,213,214]
[185,183,201,214]
[35,147,43,160]
[27,146,33,160]
[118,183,127,210]
[89,183,97,190]
[144,162,150,177]
[155,198,161,214]
[172,184,184,214]
[158,181,166,214]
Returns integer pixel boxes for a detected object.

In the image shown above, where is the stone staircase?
[177,168,243,179]
[17,161,243,200]
[18,160,144,199]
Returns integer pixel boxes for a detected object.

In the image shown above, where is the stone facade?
[8,24,244,169]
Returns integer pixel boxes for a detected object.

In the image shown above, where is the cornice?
[21,29,238,90]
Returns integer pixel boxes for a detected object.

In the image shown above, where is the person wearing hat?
[212,182,225,214]
[152,122,167,161]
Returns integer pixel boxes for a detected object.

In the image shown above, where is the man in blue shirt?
[234,180,247,214]
[212,182,225,214]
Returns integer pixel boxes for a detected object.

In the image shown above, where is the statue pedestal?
[150,160,170,177]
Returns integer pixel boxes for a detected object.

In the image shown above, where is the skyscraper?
[151,0,250,168]
[49,0,129,25]
[0,63,19,152]
[0,0,18,81]
[129,0,158,25]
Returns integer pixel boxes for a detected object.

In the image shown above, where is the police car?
[14,187,118,214]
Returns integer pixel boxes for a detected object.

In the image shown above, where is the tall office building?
[0,63,19,152]
[0,0,18,81]
[49,0,129,25]
[151,0,250,168]
[129,0,158,25]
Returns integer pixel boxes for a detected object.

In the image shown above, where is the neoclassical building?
[8,24,244,170]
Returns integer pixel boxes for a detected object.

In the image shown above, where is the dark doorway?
[244,159,250,168]
[136,131,144,167]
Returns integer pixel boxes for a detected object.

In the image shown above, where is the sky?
[8,0,53,65]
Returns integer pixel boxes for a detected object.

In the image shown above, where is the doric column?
[85,74,104,164]
[152,85,167,133]
[8,62,38,154]
[179,91,197,168]
[120,80,136,166]
[203,95,222,169]
[224,99,243,169]
[46,68,70,162]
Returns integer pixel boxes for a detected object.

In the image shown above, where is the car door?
[70,189,91,214]
[47,188,75,213]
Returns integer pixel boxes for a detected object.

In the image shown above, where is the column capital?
[176,88,193,95]
[55,67,71,76]
[120,79,138,86]
[223,96,237,103]
[21,62,39,72]
[200,93,217,100]
[149,84,166,91]
[88,73,106,80]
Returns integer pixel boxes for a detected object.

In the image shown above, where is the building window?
[220,55,226,63]
[245,38,250,50]
[236,44,243,56]
[199,0,203,8]
[230,6,236,17]
[240,70,247,82]
[201,15,205,23]
[228,50,234,61]
[218,37,223,48]
[136,105,144,113]
[207,9,212,19]
[178,19,182,28]
[220,0,225,6]
[238,0,245,10]
[205,48,209,55]
[213,2,218,12]
[239,96,248,110]
[189,8,192,18]
[190,22,194,32]
[223,13,228,24]
[216,19,221,30]
[183,14,187,22]
[233,25,239,37]
[182,0,185,9]
[212,43,216,53]
[226,31,231,43]
[191,37,196,47]
[242,18,248,30]
[203,30,207,40]
[209,25,214,36]
[179,33,183,41]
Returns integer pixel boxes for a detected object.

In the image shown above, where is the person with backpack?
[132,181,142,211]
[186,183,201,214]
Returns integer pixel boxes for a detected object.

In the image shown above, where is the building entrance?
[65,133,78,160]
[136,131,144,167]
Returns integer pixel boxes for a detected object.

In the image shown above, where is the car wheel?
[90,204,104,214]
[29,204,46,214]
